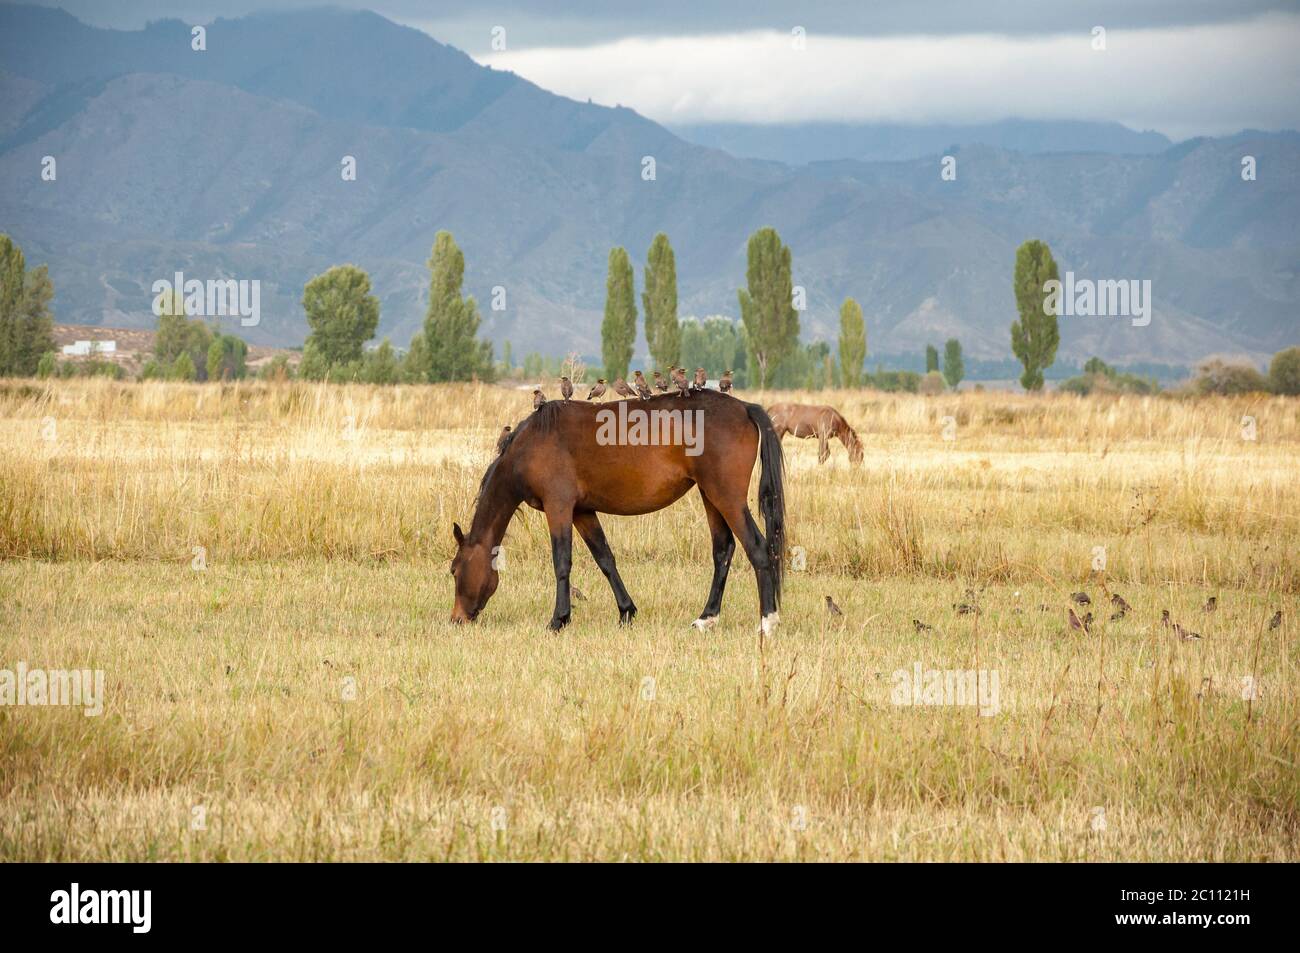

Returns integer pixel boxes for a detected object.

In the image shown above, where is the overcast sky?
[15,0,1300,138]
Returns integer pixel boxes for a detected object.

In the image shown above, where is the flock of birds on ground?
[855,587,1284,640]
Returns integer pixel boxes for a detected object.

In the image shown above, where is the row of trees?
[140,291,249,381]
[8,226,1295,396]
[923,340,966,391]
[599,227,838,388]
[597,227,978,392]
[297,230,493,384]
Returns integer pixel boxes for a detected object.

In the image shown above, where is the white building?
[61,340,116,356]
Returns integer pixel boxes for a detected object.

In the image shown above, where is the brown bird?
[671,367,690,397]
[1071,592,1091,606]
[1202,596,1217,613]
[613,377,637,399]
[1268,609,1283,630]
[1161,609,1172,628]
[1069,607,1090,634]
[913,619,933,633]
[953,602,980,616]
[570,584,587,602]
[532,389,546,410]
[1110,593,1131,612]
[1109,608,1126,622]
[653,370,669,393]
[719,369,733,394]
[825,595,843,617]
[496,425,511,455]
[1174,622,1202,641]
[560,376,574,401]
[692,367,707,391]
[633,370,653,399]
[586,378,607,400]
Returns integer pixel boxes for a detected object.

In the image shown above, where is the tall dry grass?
[1,378,1297,860]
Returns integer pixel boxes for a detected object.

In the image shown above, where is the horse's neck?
[470,463,521,546]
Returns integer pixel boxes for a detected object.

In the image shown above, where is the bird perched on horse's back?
[613,377,637,400]
[653,370,669,393]
[560,376,574,401]
[633,370,653,399]
[671,367,690,396]
[586,379,607,400]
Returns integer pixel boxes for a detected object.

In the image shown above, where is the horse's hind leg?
[691,493,735,631]
[574,510,637,625]
[709,496,779,637]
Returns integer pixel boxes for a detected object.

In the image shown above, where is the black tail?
[745,402,786,607]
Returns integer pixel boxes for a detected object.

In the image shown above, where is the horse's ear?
[452,522,465,546]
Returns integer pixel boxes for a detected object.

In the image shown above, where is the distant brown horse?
[451,391,786,634]
[767,403,863,465]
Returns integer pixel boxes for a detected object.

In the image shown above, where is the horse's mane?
[474,398,561,506]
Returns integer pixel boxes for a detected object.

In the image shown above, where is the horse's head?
[449,522,499,623]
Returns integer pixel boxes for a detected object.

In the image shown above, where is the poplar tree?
[737,227,799,388]
[838,297,866,388]
[0,235,55,377]
[943,338,965,390]
[601,247,636,380]
[1010,239,1061,391]
[423,230,493,382]
[642,233,679,371]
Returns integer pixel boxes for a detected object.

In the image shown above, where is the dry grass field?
[1,378,1297,861]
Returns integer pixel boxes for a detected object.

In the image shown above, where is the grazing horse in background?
[767,403,863,465]
[451,390,786,634]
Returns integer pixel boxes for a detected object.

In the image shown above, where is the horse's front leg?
[574,511,637,625]
[545,505,574,631]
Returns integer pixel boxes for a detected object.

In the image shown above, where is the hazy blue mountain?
[1,5,1296,367]
[669,120,1174,164]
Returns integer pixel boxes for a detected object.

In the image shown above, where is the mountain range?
[1,4,1297,366]
[668,120,1174,165]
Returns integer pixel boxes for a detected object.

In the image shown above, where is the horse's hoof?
[690,616,718,631]
[755,612,780,637]
[547,615,570,632]
[619,607,637,626]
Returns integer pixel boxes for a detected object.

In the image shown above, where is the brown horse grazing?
[767,403,863,465]
[451,390,785,634]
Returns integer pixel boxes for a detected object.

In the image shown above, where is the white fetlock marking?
[760,612,780,637]
[691,616,718,631]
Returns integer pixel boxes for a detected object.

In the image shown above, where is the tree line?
[3,227,1298,396]
[593,226,967,392]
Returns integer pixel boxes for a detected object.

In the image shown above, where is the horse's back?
[513,391,760,513]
